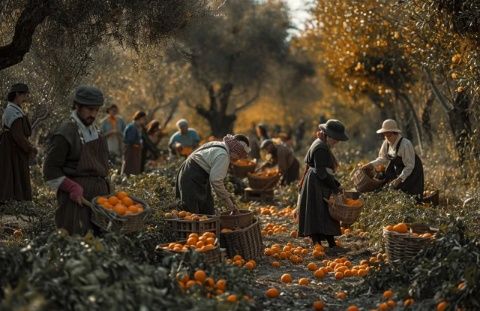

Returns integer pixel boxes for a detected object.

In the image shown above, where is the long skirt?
[175,159,215,215]
[282,158,300,185]
[122,144,142,175]
[298,168,340,237]
[55,176,109,236]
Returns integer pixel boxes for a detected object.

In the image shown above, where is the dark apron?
[384,137,424,199]
[282,157,300,185]
[122,144,142,175]
[55,126,110,236]
[175,144,227,215]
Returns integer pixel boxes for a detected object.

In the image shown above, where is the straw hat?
[376,119,401,134]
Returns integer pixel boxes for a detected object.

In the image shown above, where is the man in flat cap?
[43,86,110,235]
[0,83,37,202]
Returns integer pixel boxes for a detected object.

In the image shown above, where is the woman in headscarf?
[362,119,424,200]
[259,139,300,185]
[296,119,349,251]
[140,120,162,172]
[175,134,250,215]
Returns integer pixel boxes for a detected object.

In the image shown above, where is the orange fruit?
[128,205,139,214]
[358,269,368,277]
[385,225,394,231]
[205,277,215,287]
[387,300,396,308]
[116,191,128,199]
[196,241,205,248]
[347,306,359,311]
[458,282,466,290]
[307,262,318,271]
[244,262,255,270]
[178,211,187,218]
[215,279,226,291]
[313,300,325,310]
[437,301,448,311]
[336,291,347,300]
[113,204,127,215]
[233,255,243,261]
[378,303,389,311]
[298,278,310,286]
[393,223,408,233]
[314,269,325,279]
[271,261,281,268]
[194,270,207,283]
[186,280,196,288]
[383,290,394,299]
[102,202,113,210]
[290,231,298,238]
[280,273,292,283]
[335,272,344,280]
[96,196,107,205]
[121,196,134,207]
[404,298,414,306]
[206,237,215,245]
[226,294,237,303]
[265,288,280,298]
[108,196,119,206]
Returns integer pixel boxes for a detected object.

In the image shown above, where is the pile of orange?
[261,223,288,236]
[343,198,363,208]
[312,256,374,280]
[96,191,144,216]
[161,232,217,253]
[225,254,257,271]
[250,167,279,178]
[257,205,295,217]
[264,242,323,264]
[385,223,436,239]
[164,210,210,221]
[233,159,255,167]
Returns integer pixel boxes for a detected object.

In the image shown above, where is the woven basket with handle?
[383,223,438,263]
[352,168,385,193]
[219,217,264,260]
[325,194,364,225]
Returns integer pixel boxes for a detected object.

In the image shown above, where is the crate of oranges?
[163,210,220,240]
[156,232,222,264]
[92,191,150,233]
[231,159,256,178]
[247,168,280,190]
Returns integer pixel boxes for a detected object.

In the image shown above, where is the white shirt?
[189,142,234,210]
[370,135,416,181]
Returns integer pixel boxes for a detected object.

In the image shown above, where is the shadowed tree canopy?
[169,0,295,137]
[0,0,208,71]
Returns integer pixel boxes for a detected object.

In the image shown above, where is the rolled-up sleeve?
[398,140,415,181]
[370,141,389,167]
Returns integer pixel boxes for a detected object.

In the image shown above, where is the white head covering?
[176,119,188,130]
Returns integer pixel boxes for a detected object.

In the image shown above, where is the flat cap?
[9,83,29,94]
[74,85,104,106]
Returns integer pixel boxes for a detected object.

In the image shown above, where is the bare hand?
[390,178,402,189]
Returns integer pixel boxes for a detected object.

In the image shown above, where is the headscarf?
[223,134,250,159]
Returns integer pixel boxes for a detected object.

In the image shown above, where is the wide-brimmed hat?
[9,83,29,94]
[319,119,349,141]
[376,119,401,134]
[73,85,104,106]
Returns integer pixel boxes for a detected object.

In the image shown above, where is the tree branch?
[0,0,51,70]
[424,68,454,112]
[234,82,261,112]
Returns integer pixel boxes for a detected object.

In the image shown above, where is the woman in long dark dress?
[296,119,349,250]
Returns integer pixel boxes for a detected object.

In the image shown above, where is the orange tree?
[397,0,480,163]
[295,0,424,147]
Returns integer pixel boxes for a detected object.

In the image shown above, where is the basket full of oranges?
[325,194,364,225]
[92,191,150,233]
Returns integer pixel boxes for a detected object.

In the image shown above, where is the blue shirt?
[123,122,142,145]
[168,129,200,148]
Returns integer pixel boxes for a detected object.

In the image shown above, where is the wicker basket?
[156,240,222,265]
[220,209,254,229]
[383,223,438,263]
[90,196,150,234]
[231,161,256,178]
[326,195,364,225]
[352,168,385,193]
[165,215,220,240]
[219,217,264,260]
[247,173,280,190]
[423,190,440,206]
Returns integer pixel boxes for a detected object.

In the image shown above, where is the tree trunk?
[0,0,51,71]
[421,94,435,145]
[448,91,472,163]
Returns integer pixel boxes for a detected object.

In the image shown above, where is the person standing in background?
[122,111,147,175]
[0,83,37,202]
[100,104,126,165]
[168,118,200,157]
[141,119,162,172]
